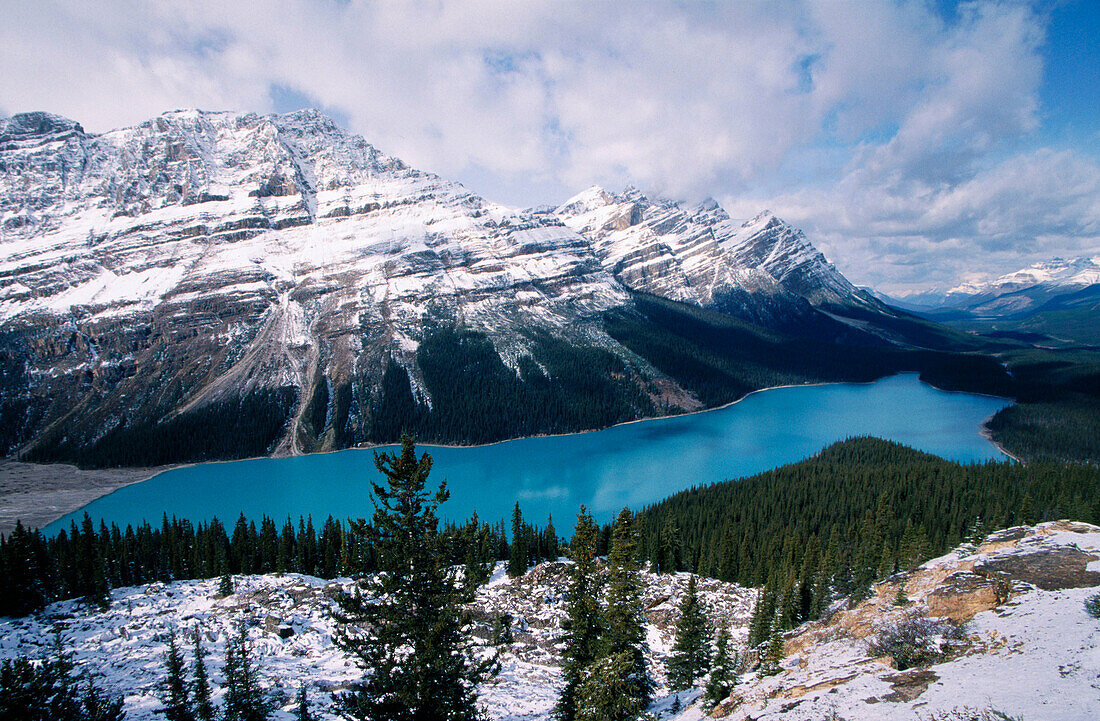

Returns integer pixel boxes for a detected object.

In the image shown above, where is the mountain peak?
[0,111,85,143]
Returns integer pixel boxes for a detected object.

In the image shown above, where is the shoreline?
[8,372,1015,534]
[980,425,1023,464]
[0,460,175,536]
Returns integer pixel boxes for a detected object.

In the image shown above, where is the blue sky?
[1,0,1097,292]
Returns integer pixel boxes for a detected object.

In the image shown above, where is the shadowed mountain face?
[0,109,983,467]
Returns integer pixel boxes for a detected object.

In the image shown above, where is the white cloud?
[0,0,1096,290]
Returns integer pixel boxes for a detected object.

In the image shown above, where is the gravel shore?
[0,460,167,535]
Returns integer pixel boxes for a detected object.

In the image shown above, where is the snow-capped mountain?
[0,109,635,459]
[0,109,914,465]
[553,186,880,326]
[947,257,1100,304]
[941,256,1100,316]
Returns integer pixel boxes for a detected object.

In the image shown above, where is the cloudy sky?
[2,0,1097,293]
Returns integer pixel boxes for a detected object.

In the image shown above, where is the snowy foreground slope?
[696,520,1100,721]
[0,561,753,720]
[2,521,1099,720]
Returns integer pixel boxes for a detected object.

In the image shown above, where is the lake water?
[45,374,1010,534]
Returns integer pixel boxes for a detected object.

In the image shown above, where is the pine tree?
[601,508,653,715]
[294,682,312,721]
[758,609,785,676]
[191,628,215,721]
[573,652,646,721]
[704,622,738,709]
[658,519,682,573]
[218,569,234,596]
[333,435,496,721]
[0,632,124,721]
[554,506,604,721]
[508,502,528,578]
[160,629,193,721]
[491,612,514,646]
[667,575,710,690]
[545,515,559,560]
[2,521,47,616]
[222,621,271,721]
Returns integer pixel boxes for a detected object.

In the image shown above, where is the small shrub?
[1085,592,1100,619]
[867,615,965,670]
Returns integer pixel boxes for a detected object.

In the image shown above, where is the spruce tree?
[658,520,682,574]
[333,435,496,721]
[667,575,710,690]
[602,508,653,715]
[222,621,271,721]
[554,506,604,721]
[573,652,645,721]
[758,610,785,676]
[2,521,47,616]
[294,682,312,721]
[704,622,738,709]
[191,628,215,721]
[218,568,234,597]
[0,632,124,721]
[160,630,193,721]
[545,515,559,560]
[508,502,528,578]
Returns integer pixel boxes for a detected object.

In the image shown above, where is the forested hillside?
[636,437,1100,634]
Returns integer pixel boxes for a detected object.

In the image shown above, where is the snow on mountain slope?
[0,108,914,465]
[949,257,1100,300]
[0,110,633,457]
[554,187,879,324]
[944,256,1100,316]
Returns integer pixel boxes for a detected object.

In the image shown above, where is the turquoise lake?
[45,373,1011,534]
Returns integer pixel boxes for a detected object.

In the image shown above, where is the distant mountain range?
[0,109,1009,466]
[882,257,1100,345]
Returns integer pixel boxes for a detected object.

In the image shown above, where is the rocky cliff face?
[553,186,882,326]
[0,109,907,465]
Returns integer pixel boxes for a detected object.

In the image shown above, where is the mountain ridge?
[0,108,1004,466]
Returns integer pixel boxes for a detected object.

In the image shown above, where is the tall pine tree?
[222,621,272,721]
[508,502,528,578]
[601,508,653,716]
[191,628,215,721]
[554,506,604,721]
[160,630,193,721]
[333,435,496,721]
[703,622,738,709]
[666,575,710,690]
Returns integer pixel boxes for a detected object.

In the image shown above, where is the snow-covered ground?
[0,562,754,720]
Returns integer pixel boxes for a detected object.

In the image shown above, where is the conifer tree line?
[636,436,1100,640]
[0,502,561,618]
